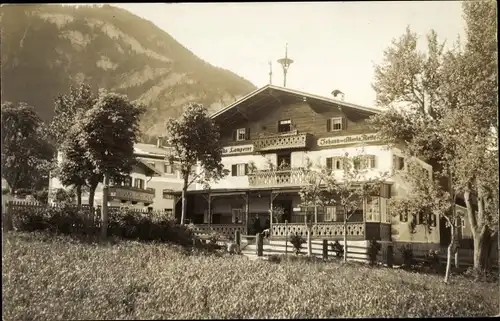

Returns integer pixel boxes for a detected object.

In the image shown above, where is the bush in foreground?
[2,232,498,320]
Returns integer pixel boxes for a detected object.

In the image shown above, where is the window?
[232,208,243,223]
[277,153,291,169]
[366,197,380,222]
[163,189,174,199]
[399,212,408,222]
[393,155,405,171]
[231,163,248,176]
[233,128,250,141]
[326,157,343,170]
[325,206,337,222]
[134,178,144,189]
[164,163,174,174]
[353,158,362,170]
[123,176,132,187]
[326,117,344,132]
[367,155,376,169]
[236,128,247,141]
[278,119,292,133]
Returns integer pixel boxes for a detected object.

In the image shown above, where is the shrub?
[399,244,415,269]
[368,239,382,266]
[330,240,344,258]
[289,233,306,255]
[422,249,441,273]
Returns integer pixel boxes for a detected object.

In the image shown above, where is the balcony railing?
[248,168,307,187]
[271,222,365,239]
[254,131,311,152]
[108,186,155,203]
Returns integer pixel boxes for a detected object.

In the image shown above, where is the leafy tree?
[1,102,54,194]
[300,152,388,262]
[49,83,97,203]
[369,1,498,274]
[165,103,227,225]
[76,90,145,237]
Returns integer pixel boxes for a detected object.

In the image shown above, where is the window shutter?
[392,155,397,170]
[245,128,250,140]
[326,157,333,170]
[244,164,249,175]
[231,165,237,176]
[342,117,347,130]
[371,155,376,168]
[326,119,331,132]
[232,130,237,141]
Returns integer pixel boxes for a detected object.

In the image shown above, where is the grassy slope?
[2,232,498,319]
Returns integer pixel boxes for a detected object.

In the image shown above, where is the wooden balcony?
[108,186,155,203]
[254,131,312,152]
[248,168,307,187]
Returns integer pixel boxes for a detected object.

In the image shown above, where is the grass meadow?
[2,231,498,319]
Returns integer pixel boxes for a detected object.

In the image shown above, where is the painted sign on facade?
[110,188,155,203]
[317,134,379,147]
[222,144,254,155]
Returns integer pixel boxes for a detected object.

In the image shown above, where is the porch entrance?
[273,199,292,223]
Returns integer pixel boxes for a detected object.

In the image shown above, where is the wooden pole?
[245,192,249,235]
[322,239,328,260]
[285,219,288,257]
[208,194,211,226]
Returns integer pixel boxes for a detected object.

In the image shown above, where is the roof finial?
[277,43,294,87]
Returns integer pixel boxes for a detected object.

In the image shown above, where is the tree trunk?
[76,185,82,206]
[100,174,109,240]
[343,210,348,263]
[444,220,455,283]
[181,187,187,226]
[88,182,98,208]
[307,227,312,256]
[473,227,492,273]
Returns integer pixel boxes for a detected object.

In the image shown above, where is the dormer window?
[278,119,292,133]
[327,117,345,132]
[232,128,250,141]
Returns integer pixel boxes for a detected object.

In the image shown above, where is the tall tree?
[369,1,498,273]
[76,90,145,238]
[49,83,97,203]
[165,103,226,225]
[1,102,54,194]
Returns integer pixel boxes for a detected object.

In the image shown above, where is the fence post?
[256,232,263,257]
[235,230,241,251]
[3,201,13,231]
[386,244,394,268]
[322,239,328,260]
[285,220,288,257]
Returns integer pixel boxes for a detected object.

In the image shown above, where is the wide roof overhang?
[210,85,380,127]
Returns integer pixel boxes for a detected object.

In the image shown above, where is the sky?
[111,2,466,107]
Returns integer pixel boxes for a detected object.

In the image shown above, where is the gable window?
[233,128,250,141]
[278,119,292,133]
[325,206,337,222]
[231,163,248,176]
[327,117,345,132]
[134,178,144,189]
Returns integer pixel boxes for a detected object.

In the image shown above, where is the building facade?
[49,141,184,213]
[172,85,453,248]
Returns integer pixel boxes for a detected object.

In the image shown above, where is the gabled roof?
[134,143,171,157]
[135,159,163,177]
[211,84,381,122]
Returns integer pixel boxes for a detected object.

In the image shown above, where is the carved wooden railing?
[248,168,307,187]
[271,222,365,239]
[254,132,311,152]
[190,224,246,240]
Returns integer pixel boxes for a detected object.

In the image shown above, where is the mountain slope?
[0,4,257,142]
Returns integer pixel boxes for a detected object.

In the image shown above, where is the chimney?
[331,89,345,101]
[156,136,163,148]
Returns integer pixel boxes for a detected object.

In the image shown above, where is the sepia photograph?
[1,1,498,319]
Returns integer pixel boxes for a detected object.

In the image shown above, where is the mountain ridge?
[0,4,257,143]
